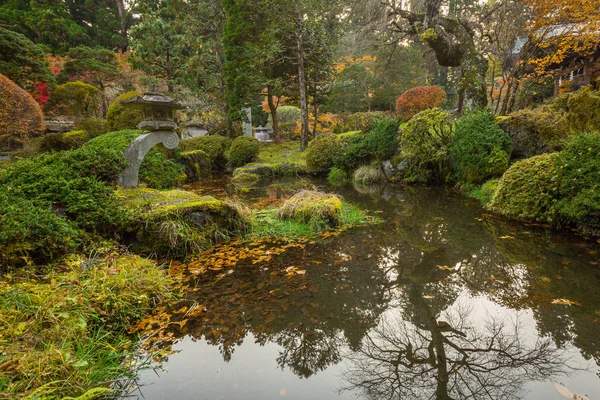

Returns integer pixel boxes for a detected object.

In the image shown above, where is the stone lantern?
[117,91,184,188]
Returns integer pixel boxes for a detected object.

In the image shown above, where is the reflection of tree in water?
[342,289,570,400]
[335,184,583,398]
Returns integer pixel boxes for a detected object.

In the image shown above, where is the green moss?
[117,188,251,257]
[234,162,303,177]
[488,153,559,223]
[178,149,211,181]
[228,136,259,168]
[305,133,342,175]
[255,141,306,167]
[179,135,232,170]
[231,171,260,186]
[277,190,343,227]
[74,118,109,138]
[336,130,362,139]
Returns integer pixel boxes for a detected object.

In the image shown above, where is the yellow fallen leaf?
[499,235,515,239]
[295,270,306,275]
[438,265,454,271]
[423,295,433,299]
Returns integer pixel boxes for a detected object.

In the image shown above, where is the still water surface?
[132,179,600,400]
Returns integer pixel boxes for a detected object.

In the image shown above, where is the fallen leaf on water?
[438,265,454,271]
[540,277,551,283]
[488,275,496,281]
[551,299,582,307]
[499,235,515,239]
[279,388,287,396]
[555,383,573,398]
[594,310,600,317]
[295,270,306,275]
[423,295,433,299]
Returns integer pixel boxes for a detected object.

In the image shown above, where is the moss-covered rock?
[277,190,342,226]
[180,135,232,170]
[117,188,251,256]
[178,149,211,181]
[233,162,303,177]
[231,171,260,186]
[488,153,559,223]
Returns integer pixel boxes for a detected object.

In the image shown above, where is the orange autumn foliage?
[395,86,447,120]
[0,74,45,150]
[525,0,600,74]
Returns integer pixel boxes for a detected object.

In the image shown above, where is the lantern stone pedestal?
[117,92,184,188]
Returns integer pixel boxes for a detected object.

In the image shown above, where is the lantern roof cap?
[120,91,184,110]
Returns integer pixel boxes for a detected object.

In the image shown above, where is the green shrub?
[450,110,512,184]
[40,130,89,152]
[74,118,110,138]
[267,105,301,126]
[499,106,568,157]
[106,91,143,131]
[306,133,342,174]
[180,135,232,170]
[501,87,600,158]
[353,165,384,185]
[366,118,400,161]
[555,132,600,232]
[229,136,259,168]
[488,153,559,222]
[0,146,130,267]
[346,111,387,132]
[51,81,101,118]
[327,167,348,186]
[83,130,185,188]
[399,108,454,183]
[333,133,371,173]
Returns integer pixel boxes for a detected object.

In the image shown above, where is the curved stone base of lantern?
[118,130,180,188]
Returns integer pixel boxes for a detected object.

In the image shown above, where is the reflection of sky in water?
[130,180,600,400]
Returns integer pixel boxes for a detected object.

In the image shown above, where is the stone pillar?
[118,131,180,188]
[242,107,252,137]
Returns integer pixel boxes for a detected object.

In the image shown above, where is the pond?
[130,178,600,400]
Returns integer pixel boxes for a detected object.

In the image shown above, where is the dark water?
[132,179,600,400]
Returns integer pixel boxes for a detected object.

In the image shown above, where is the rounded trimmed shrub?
[40,130,88,152]
[277,190,342,226]
[51,81,101,118]
[366,118,400,161]
[399,108,454,183]
[488,152,559,222]
[0,73,45,150]
[106,91,143,131]
[556,132,600,232]
[306,133,342,174]
[74,117,110,138]
[229,136,259,168]
[449,109,512,184]
[180,135,232,170]
[395,86,447,120]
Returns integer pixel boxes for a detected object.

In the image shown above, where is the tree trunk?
[115,0,128,51]
[267,84,280,144]
[312,78,318,138]
[296,6,310,151]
